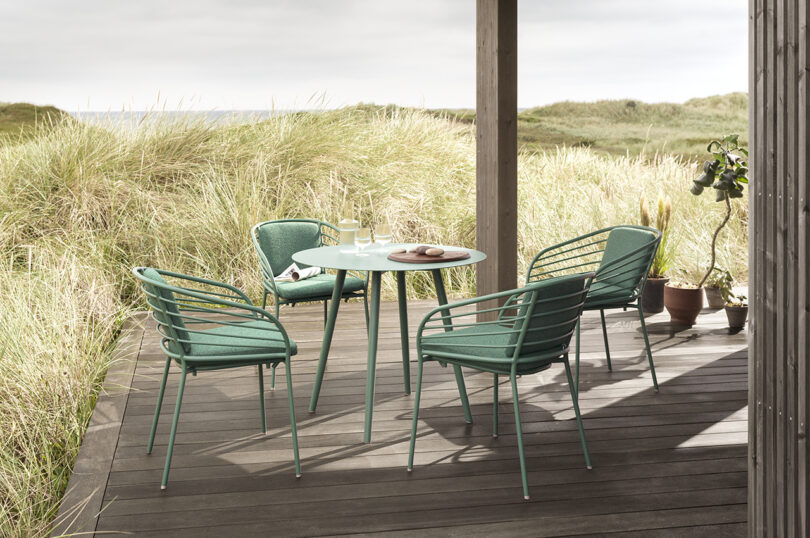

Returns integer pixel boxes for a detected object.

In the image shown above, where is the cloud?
[0,0,746,110]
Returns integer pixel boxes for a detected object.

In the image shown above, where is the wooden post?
[749,0,809,535]
[476,0,517,318]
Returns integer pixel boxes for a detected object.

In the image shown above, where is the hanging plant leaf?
[721,169,737,182]
[715,189,727,202]
[695,161,719,187]
[690,182,705,195]
[695,172,715,187]
[707,140,723,152]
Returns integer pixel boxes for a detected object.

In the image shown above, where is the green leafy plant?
[706,266,733,292]
[708,267,748,305]
[725,289,747,306]
[689,134,748,288]
[640,192,674,278]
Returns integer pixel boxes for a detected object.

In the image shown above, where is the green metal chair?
[408,273,595,500]
[252,218,369,388]
[133,267,301,490]
[251,218,368,320]
[526,225,662,395]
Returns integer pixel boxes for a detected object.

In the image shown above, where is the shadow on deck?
[54,299,748,537]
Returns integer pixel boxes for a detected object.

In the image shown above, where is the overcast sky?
[1,0,747,111]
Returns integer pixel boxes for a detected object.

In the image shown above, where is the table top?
[292,244,486,272]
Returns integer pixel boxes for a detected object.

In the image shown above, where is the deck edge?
[50,313,147,537]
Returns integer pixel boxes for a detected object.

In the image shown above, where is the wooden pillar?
[749,0,809,535]
[476,0,517,316]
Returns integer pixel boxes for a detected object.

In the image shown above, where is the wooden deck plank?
[57,300,748,536]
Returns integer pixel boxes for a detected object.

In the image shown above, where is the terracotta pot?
[641,277,670,314]
[664,284,704,326]
[704,286,725,309]
[725,304,748,329]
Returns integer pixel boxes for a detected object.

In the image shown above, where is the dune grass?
[0,105,747,536]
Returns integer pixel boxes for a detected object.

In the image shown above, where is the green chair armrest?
[416,285,541,345]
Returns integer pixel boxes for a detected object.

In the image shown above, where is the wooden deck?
[54,298,748,537]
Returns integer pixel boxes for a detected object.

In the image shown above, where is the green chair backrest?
[595,226,659,297]
[509,274,592,358]
[138,268,191,354]
[254,220,323,276]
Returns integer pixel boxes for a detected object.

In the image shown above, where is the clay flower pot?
[664,284,704,326]
[704,286,725,309]
[725,304,748,329]
[641,277,670,314]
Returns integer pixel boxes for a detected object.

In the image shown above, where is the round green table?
[293,244,486,443]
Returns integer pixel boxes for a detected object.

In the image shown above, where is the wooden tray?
[387,251,470,264]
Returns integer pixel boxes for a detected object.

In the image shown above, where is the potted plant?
[721,282,748,331]
[640,193,674,313]
[664,134,748,326]
[704,267,733,309]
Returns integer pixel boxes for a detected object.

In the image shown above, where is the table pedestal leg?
[309,270,346,413]
[363,271,383,442]
[431,269,473,424]
[396,271,411,394]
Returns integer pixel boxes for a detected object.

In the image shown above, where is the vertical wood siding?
[749,0,810,535]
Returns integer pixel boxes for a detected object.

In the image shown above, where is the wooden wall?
[476,0,518,311]
[748,0,810,535]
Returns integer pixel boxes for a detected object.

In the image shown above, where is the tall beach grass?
[0,106,747,535]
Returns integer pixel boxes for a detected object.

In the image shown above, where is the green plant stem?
[698,193,732,288]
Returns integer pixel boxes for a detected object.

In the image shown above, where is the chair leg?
[454,366,473,423]
[563,356,592,470]
[258,364,266,434]
[262,291,268,310]
[407,359,425,471]
[284,359,302,478]
[492,374,499,438]
[161,365,188,490]
[637,306,660,392]
[323,300,328,327]
[269,300,280,390]
[574,320,581,400]
[510,374,530,500]
[599,309,612,372]
[147,356,172,454]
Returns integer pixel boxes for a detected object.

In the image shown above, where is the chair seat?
[275,273,365,301]
[421,324,560,375]
[187,319,298,359]
[584,280,636,308]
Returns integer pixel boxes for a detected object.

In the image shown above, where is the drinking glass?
[354,227,372,256]
[374,223,392,251]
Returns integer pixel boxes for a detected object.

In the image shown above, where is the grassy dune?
[438,92,749,159]
[0,103,73,140]
[0,102,747,535]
